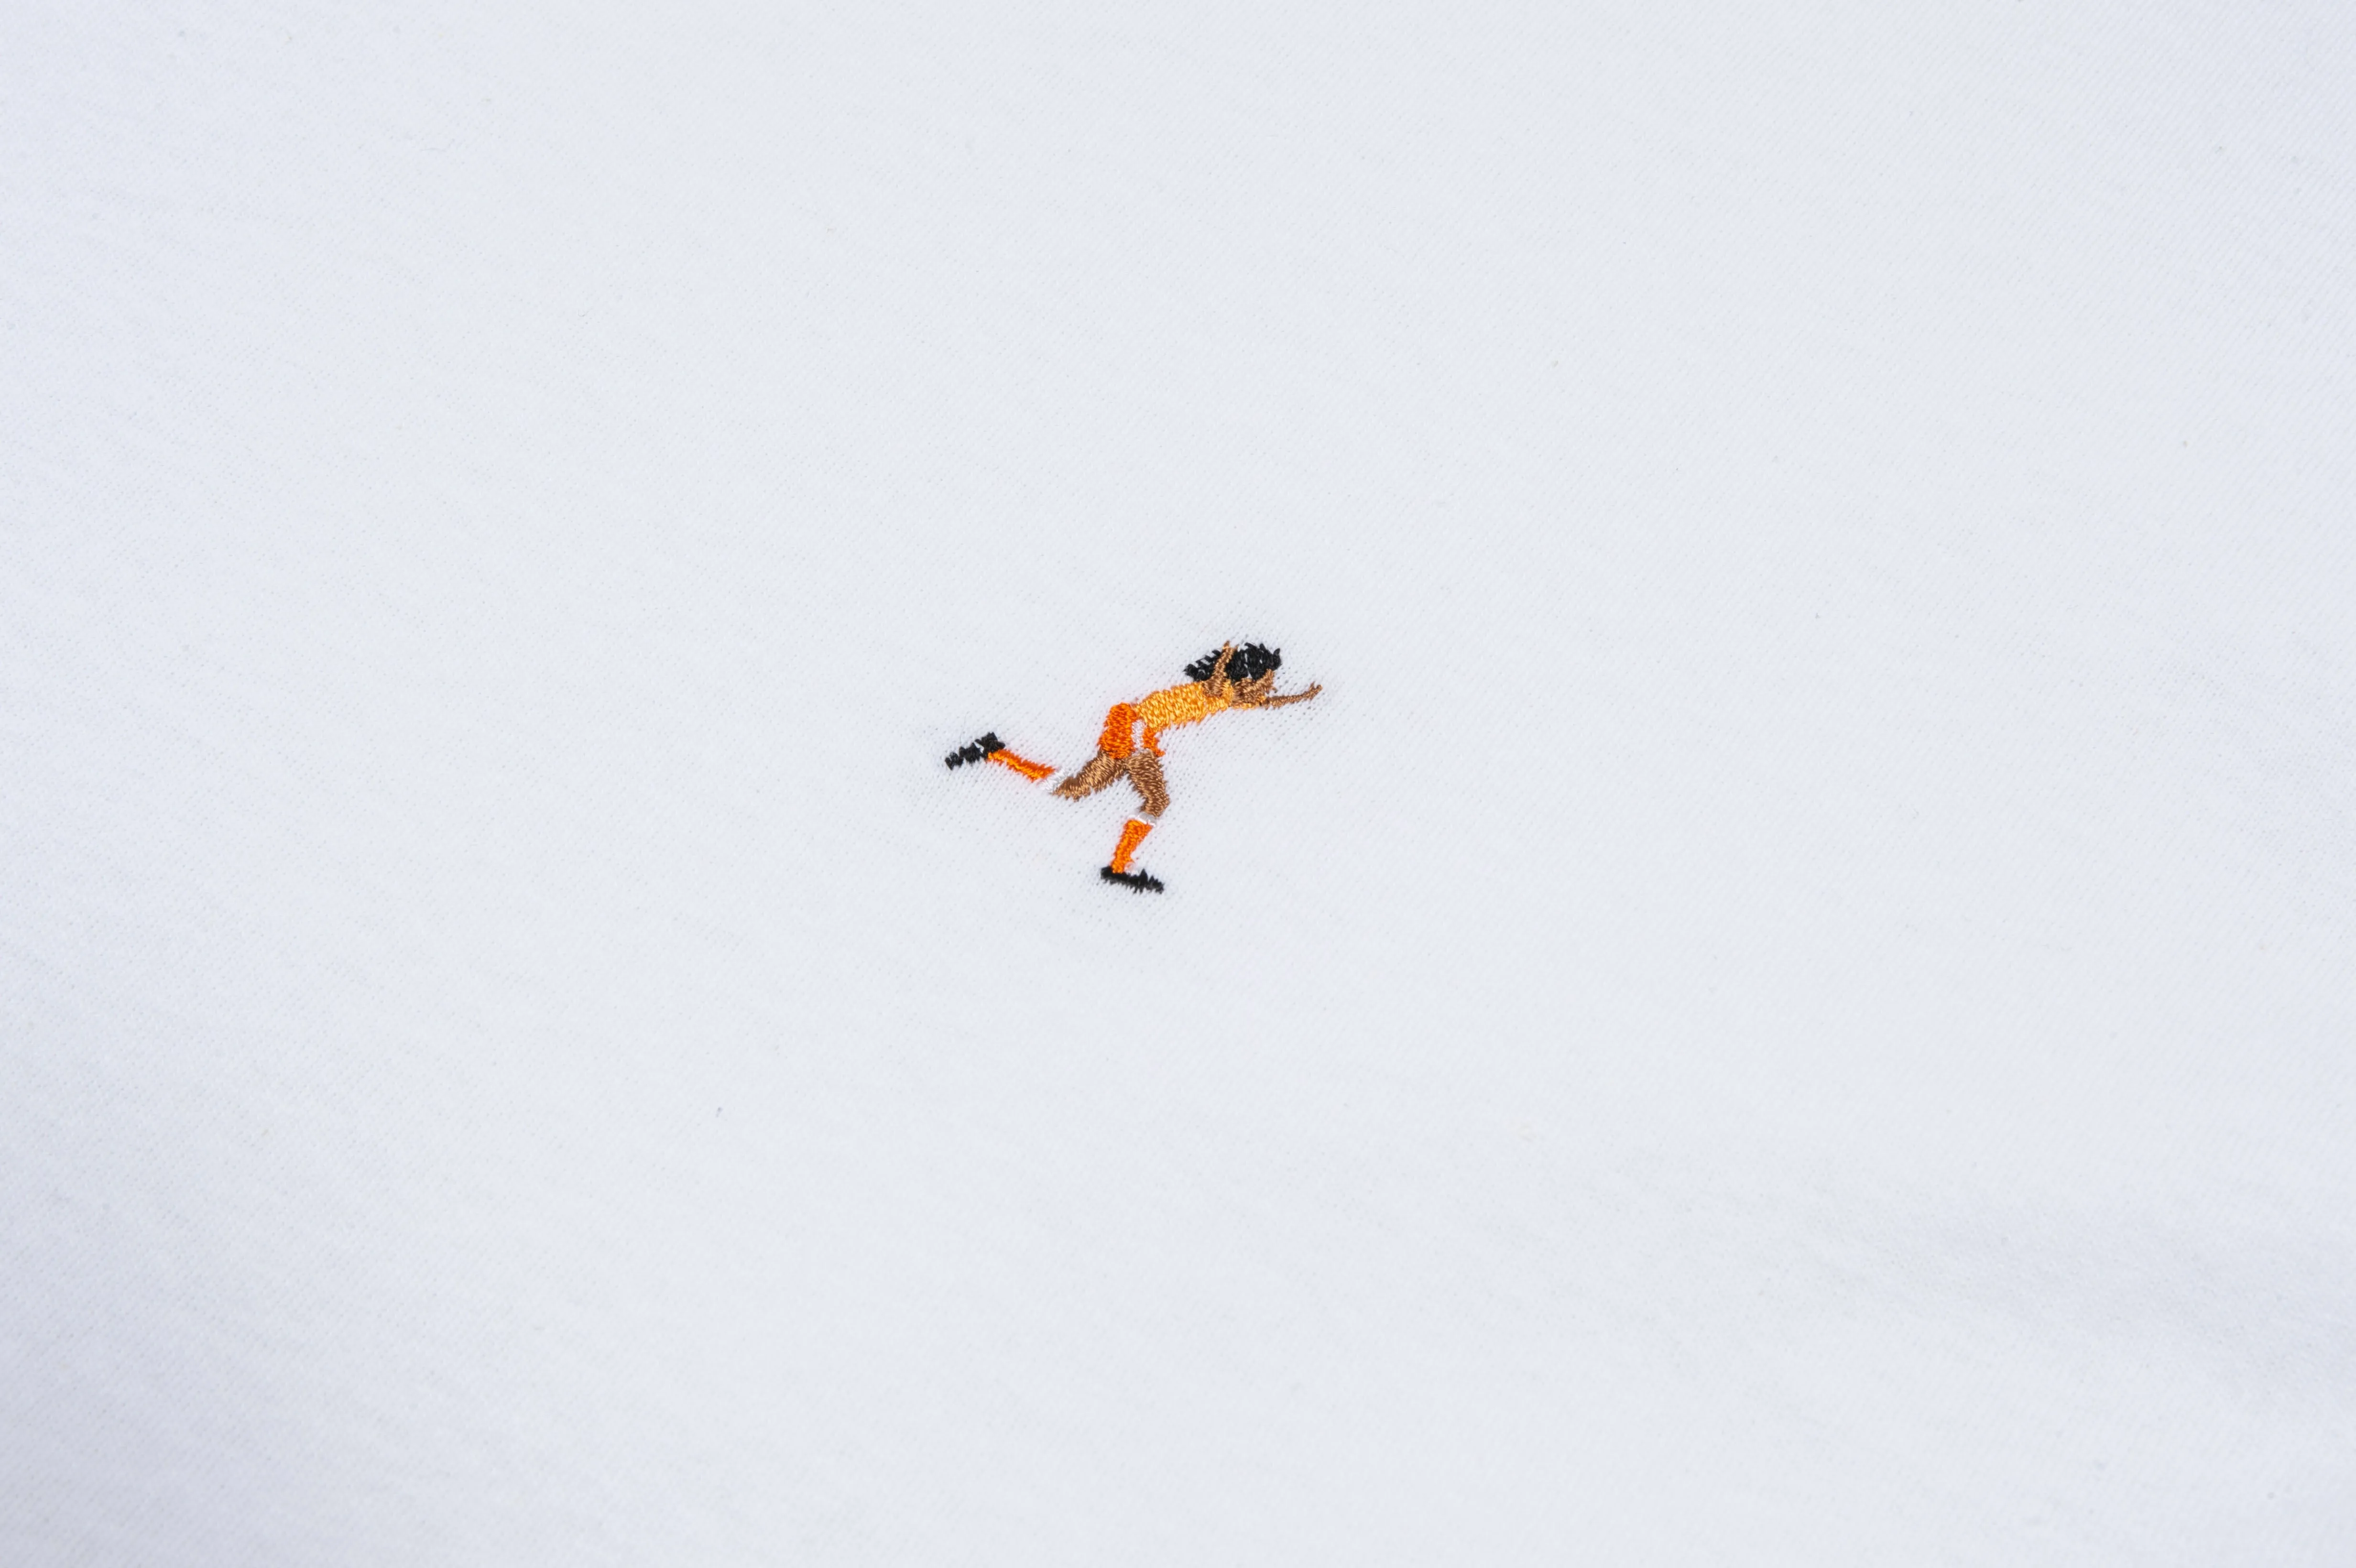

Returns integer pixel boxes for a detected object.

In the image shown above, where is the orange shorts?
[1097,703,1161,758]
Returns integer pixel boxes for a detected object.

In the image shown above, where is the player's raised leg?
[1053,751,1126,800]
[986,749,1054,781]
[944,732,1053,780]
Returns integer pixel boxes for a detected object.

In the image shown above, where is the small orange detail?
[1109,817,1154,873]
[987,750,1054,782]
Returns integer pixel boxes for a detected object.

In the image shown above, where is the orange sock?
[1110,818,1154,873]
[987,749,1054,782]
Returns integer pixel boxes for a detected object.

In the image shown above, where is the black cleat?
[944,732,1007,769]
[1100,866,1165,893]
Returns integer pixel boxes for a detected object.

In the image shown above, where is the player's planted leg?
[1109,817,1152,873]
[1100,817,1163,892]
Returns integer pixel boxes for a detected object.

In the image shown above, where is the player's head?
[1186,642,1281,694]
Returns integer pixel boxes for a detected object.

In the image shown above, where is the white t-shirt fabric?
[4,3,2351,1562]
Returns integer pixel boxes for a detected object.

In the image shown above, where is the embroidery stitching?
[945,642,1321,893]
[943,732,1055,781]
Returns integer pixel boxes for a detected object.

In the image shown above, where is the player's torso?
[1134,681,1228,734]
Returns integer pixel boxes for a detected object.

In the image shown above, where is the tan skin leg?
[1052,749,1170,817]
[1125,749,1170,817]
[1052,751,1127,800]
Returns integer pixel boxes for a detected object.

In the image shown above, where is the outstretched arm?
[1258,682,1321,709]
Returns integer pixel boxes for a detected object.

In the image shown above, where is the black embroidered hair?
[1185,643,1282,685]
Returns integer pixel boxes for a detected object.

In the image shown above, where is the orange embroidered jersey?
[1099,681,1234,757]
[1136,680,1231,734]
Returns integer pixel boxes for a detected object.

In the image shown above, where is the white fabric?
[5,2,2352,1562]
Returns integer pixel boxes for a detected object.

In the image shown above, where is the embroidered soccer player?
[943,642,1321,892]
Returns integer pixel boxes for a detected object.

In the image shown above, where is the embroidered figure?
[945,642,1321,893]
